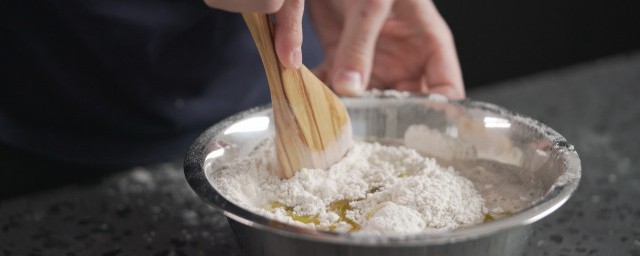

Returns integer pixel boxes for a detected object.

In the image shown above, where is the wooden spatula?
[242,13,352,179]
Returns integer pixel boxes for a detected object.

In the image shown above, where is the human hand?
[309,0,465,99]
[203,0,305,69]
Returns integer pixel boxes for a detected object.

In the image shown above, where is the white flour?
[212,139,486,234]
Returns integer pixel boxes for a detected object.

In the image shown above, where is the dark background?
[434,0,640,88]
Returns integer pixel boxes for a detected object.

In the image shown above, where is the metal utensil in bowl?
[184,94,581,256]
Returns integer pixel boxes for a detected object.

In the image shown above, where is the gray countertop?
[2,51,639,256]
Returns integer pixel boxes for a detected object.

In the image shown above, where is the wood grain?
[242,13,352,178]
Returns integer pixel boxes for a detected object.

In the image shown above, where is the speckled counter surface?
[1,51,639,256]
[470,51,640,256]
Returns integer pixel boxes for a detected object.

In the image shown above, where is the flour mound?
[212,140,486,234]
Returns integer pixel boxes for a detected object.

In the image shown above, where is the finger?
[331,0,393,96]
[395,78,429,94]
[428,84,465,100]
[204,0,285,13]
[274,0,304,69]
[421,1,465,99]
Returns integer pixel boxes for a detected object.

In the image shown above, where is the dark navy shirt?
[0,0,321,166]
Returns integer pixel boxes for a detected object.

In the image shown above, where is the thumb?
[330,0,392,96]
[274,0,304,69]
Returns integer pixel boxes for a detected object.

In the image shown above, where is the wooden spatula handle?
[242,13,352,178]
[241,13,282,95]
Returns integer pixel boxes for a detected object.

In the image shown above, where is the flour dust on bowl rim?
[184,92,581,256]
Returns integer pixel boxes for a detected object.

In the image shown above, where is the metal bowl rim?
[184,94,581,246]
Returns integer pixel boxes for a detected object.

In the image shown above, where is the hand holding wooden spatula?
[242,13,353,178]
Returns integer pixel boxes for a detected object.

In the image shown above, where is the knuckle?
[341,44,370,68]
[277,17,302,34]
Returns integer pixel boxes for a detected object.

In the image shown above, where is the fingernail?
[290,48,302,69]
[334,70,363,96]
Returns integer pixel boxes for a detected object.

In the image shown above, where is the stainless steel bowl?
[184,93,581,256]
